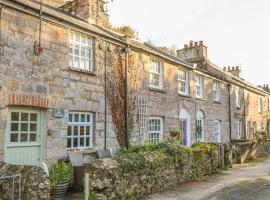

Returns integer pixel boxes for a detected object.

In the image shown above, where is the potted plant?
[50,161,72,197]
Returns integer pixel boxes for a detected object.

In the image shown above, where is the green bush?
[49,161,72,187]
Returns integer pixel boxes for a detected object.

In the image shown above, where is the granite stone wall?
[85,145,219,200]
[0,162,50,200]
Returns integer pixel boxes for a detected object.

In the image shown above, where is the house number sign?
[53,108,65,118]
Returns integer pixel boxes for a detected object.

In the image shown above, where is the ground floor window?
[245,121,251,139]
[67,112,93,149]
[237,120,242,139]
[196,111,205,142]
[148,117,163,142]
[214,120,221,143]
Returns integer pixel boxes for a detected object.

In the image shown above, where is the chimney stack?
[177,40,208,63]
[223,66,241,77]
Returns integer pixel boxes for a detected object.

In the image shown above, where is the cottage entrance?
[5,108,44,166]
[179,108,191,146]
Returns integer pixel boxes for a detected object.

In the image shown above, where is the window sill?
[214,100,221,104]
[178,93,191,98]
[69,67,96,76]
[149,87,166,93]
[196,97,205,101]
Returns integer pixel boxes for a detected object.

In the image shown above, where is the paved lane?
[149,158,270,200]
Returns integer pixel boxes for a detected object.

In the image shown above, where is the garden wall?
[232,140,270,164]
[0,162,50,200]
[85,143,219,200]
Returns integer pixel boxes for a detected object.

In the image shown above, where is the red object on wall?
[8,93,50,108]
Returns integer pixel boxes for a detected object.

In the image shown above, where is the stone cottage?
[0,0,269,167]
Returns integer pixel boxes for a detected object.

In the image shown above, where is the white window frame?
[67,112,93,149]
[258,97,263,113]
[149,59,163,89]
[213,81,221,102]
[245,121,250,139]
[195,74,203,98]
[69,30,93,71]
[214,120,221,143]
[196,111,205,142]
[237,120,242,139]
[178,69,189,95]
[236,88,241,108]
[148,117,163,142]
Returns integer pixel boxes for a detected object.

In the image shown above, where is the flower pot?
[50,180,70,197]
[170,131,179,137]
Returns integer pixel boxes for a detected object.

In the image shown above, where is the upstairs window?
[149,59,163,89]
[236,88,241,108]
[69,30,93,71]
[178,69,189,95]
[213,81,221,102]
[195,74,203,98]
[259,97,263,113]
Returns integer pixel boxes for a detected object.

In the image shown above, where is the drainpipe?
[104,42,107,150]
[243,89,246,139]
[124,45,131,149]
[39,0,42,47]
[228,84,232,142]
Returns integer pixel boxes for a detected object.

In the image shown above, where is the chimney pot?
[232,67,235,70]
[194,41,198,47]
[223,67,226,71]
[228,66,231,71]
[184,44,188,49]
[199,40,204,46]
[236,66,239,70]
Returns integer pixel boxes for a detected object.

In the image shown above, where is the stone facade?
[0,0,269,167]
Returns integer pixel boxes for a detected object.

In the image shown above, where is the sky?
[108,0,270,86]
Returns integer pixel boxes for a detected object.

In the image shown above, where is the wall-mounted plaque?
[53,108,65,118]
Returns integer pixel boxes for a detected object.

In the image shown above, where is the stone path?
[149,158,270,200]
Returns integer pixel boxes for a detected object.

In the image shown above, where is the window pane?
[80,137,84,147]
[67,126,72,136]
[74,126,78,136]
[30,133,37,142]
[69,114,73,122]
[81,114,85,122]
[21,123,28,131]
[86,126,90,136]
[75,33,80,42]
[74,114,79,122]
[73,138,78,148]
[80,58,85,69]
[11,112,19,121]
[87,114,91,123]
[80,126,85,136]
[11,133,18,142]
[11,123,19,131]
[67,138,72,148]
[30,113,37,121]
[20,133,28,142]
[21,113,29,121]
[30,123,37,131]
[86,137,90,147]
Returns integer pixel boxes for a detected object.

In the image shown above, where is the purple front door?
[181,120,187,146]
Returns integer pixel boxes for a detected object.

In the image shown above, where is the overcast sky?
[108,0,270,86]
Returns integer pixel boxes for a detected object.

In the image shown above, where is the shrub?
[49,161,72,187]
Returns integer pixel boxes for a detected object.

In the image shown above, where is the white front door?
[5,109,44,166]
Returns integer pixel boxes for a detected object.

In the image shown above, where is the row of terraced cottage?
[0,0,270,167]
